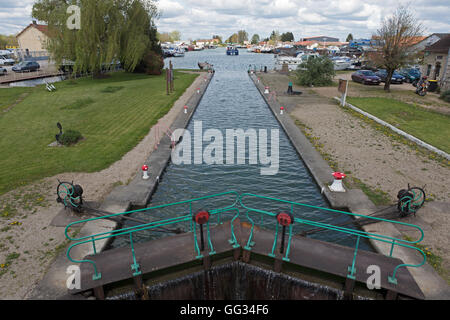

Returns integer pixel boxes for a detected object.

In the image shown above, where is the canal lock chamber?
[99,49,382,300]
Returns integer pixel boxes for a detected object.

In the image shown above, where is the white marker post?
[142,165,149,180]
[329,172,346,192]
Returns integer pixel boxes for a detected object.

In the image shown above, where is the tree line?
[0,35,18,49]
[225,30,295,45]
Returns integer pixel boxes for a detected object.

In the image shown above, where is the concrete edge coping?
[334,97,450,161]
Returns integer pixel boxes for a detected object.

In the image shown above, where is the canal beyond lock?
[112,48,372,251]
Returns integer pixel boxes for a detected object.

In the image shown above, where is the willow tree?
[32,0,159,76]
[375,5,423,91]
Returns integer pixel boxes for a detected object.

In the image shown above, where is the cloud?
[0,0,448,42]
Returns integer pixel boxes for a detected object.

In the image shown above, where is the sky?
[0,0,449,41]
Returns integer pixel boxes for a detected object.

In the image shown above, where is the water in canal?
[112,48,372,251]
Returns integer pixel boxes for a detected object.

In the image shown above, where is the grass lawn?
[0,71,198,195]
[347,97,450,153]
[0,87,34,112]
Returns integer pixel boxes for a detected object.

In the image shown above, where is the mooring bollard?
[276,212,293,255]
[264,86,269,94]
[280,106,284,115]
[193,210,210,252]
[142,165,149,180]
[184,105,188,114]
[329,172,346,192]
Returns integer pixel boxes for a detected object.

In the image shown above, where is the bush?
[134,50,164,75]
[59,130,83,146]
[440,90,450,103]
[295,56,335,87]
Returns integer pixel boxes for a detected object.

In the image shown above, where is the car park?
[351,70,381,85]
[12,61,40,73]
[398,68,421,84]
[375,69,405,84]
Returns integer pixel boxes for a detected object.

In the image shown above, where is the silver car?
[0,67,7,76]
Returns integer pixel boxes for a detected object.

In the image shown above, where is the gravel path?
[0,72,204,299]
[259,72,450,284]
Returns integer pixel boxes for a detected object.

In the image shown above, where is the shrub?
[295,56,335,87]
[59,130,83,146]
[440,90,450,103]
[134,50,164,75]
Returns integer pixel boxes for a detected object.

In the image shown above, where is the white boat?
[173,47,185,57]
[260,46,273,53]
[275,56,304,71]
[331,57,351,71]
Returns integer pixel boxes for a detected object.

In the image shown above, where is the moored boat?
[226,46,239,56]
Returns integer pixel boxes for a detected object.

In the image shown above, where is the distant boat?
[260,46,273,53]
[275,56,303,71]
[331,57,351,71]
[173,47,185,57]
[226,46,239,56]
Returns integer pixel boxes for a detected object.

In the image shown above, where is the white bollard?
[197,88,200,94]
[184,105,188,114]
[142,165,150,180]
[329,172,346,192]
[264,86,269,94]
[280,106,284,115]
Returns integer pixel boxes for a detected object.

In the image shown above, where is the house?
[421,35,450,91]
[300,36,340,43]
[410,33,450,53]
[16,21,49,53]
[195,39,220,47]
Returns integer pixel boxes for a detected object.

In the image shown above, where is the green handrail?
[65,191,426,287]
[65,191,240,281]
[239,193,426,285]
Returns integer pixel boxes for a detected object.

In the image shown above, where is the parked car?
[375,69,405,84]
[12,61,40,73]
[351,70,381,85]
[398,68,421,84]
[0,50,15,66]
[0,67,6,76]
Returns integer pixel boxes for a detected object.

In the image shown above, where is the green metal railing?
[239,193,426,285]
[65,191,426,286]
[65,191,240,281]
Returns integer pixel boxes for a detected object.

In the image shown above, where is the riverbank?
[256,71,450,292]
[0,71,206,299]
